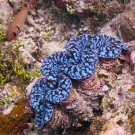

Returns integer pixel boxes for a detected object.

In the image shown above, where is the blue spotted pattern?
[30,34,130,127]
[30,74,72,127]
[66,34,130,58]
[60,51,98,80]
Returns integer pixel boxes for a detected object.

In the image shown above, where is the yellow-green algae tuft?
[0,41,41,85]
[42,31,51,39]
[0,24,6,42]
[128,85,135,133]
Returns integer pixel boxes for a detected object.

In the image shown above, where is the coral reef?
[29,33,130,128]
[99,1,135,42]
[1,0,135,134]
[53,0,123,18]
[99,114,130,135]
[120,0,135,42]
[52,0,125,33]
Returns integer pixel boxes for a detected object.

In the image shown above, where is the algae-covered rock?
[0,82,25,114]
[0,103,33,135]
[119,0,135,42]
[0,25,6,42]
[0,41,41,85]
[4,82,25,102]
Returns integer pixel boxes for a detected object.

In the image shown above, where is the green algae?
[128,85,135,133]
[42,32,51,39]
[0,25,6,42]
[52,5,73,24]
[131,123,135,133]
[0,41,41,85]
[0,98,10,107]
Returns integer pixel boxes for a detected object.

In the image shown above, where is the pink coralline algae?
[79,73,100,91]
[99,58,117,70]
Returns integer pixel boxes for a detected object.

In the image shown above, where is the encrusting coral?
[29,33,130,128]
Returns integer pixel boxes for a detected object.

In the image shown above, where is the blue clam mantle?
[30,34,130,127]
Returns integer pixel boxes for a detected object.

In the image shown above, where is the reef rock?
[120,0,135,42]
[0,1,12,25]
[99,13,122,40]
[0,83,25,114]
[0,83,33,135]
[99,114,130,135]
[53,0,122,16]
[100,0,135,42]
[126,40,135,65]
[0,103,33,135]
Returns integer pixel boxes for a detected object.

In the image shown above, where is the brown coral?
[0,103,33,135]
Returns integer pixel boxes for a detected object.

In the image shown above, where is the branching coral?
[29,33,130,128]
